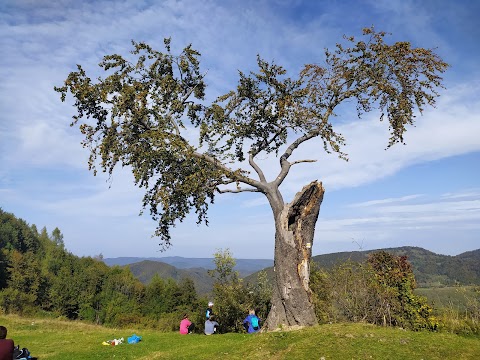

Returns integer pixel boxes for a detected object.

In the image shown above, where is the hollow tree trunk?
[264,181,325,330]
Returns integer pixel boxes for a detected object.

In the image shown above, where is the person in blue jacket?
[243,309,261,333]
[206,301,214,319]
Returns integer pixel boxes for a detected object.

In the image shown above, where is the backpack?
[13,345,31,359]
[251,316,259,330]
[127,334,142,344]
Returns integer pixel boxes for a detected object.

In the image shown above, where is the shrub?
[436,286,480,335]
[311,251,437,331]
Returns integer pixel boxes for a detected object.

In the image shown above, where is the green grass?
[1,314,479,359]
[416,286,477,311]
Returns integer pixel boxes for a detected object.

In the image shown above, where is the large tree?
[56,28,448,330]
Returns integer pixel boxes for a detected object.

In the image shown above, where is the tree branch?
[273,128,322,187]
[291,159,317,165]
[251,124,286,158]
[249,153,267,183]
[247,124,287,183]
[167,69,209,135]
[273,98,339,187]
[217,187,261,193]
[191,151,266,192]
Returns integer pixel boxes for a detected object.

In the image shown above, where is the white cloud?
[315,191,480,255]
[349,195,424,208]
[441,189,480,200]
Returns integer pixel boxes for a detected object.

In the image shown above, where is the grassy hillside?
[1,315,479,360]
[415,286,478,312]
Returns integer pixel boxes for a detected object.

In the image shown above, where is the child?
[206,301,214,319]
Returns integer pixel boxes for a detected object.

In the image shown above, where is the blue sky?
[1,0,479,259]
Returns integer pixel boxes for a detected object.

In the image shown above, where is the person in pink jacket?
[179,314,195,334]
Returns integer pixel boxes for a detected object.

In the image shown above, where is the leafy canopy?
[56,28,448,248]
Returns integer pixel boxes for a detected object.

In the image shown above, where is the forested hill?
[111,258,273,295]
[104,256,273,277]
[126,260,215,295]
[311,247,480,287]
[242,247,479,289]
[0,208,206,328]
[113,246,480,290]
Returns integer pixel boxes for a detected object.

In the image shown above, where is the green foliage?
[367,251,436,330]
[209,249,247,332]
[155,311,185,332]
[323,260,375,323]
[304,28,449,148]
[426,286,480,335]
[209,249,238,285]
[48,254,82,318]
[51,227,65,249]
[0,209,202,331]
[209,249,271,333]
[54,41,221,249]
[311,246,480,287]
[177,278,199,308]
[310,263,335,322]
[245,269,272,321]
[140,275,201,331]
[311,251,437,331]
[0,250,43,315]
[0,249,7,290]
[464,286,480,324]
[142,274,169,317]
[0,209,40,254]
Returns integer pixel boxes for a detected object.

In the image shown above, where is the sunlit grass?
[416,286,476,311]
[1,314,479,359]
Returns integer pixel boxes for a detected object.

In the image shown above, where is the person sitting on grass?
[0,325,14,360]
[179,314,195,335]
[204,315,219,335]
[243,309,261,333]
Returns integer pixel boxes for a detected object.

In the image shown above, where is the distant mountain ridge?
[105,247,480,295]
[104,256,273,276]
[311,246,480,287]
[126,260,215,295]
[104,256,273,295]
[246,246,480,288]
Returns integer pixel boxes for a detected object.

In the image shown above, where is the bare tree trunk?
[264,181,325,330]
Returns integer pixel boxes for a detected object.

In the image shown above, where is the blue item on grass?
[128,334,142,344]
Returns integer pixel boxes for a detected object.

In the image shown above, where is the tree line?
[0,208,201,330]
[5,208,474,333]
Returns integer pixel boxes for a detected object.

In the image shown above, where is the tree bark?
[264,181,325,330]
